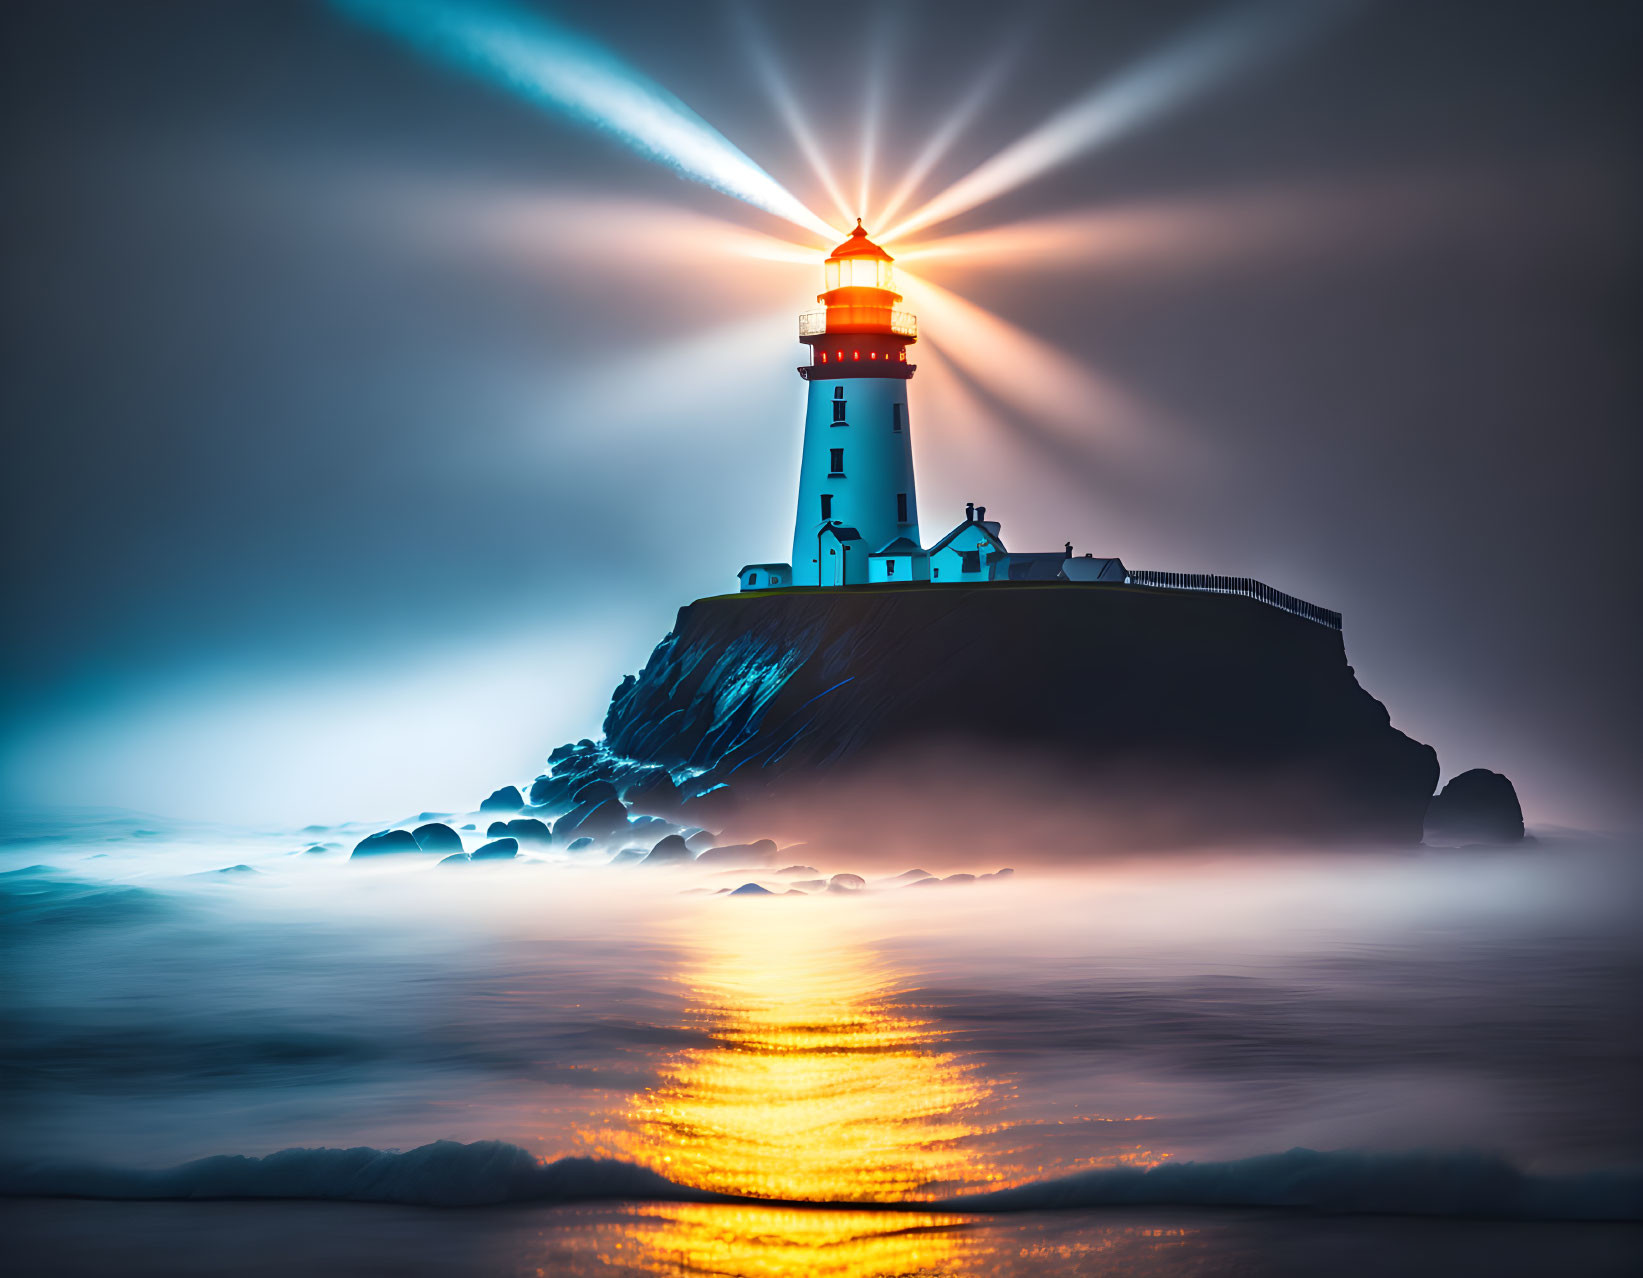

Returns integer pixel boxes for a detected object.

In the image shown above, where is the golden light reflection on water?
[592,905,1005,1203]
[594,1204,979,1278]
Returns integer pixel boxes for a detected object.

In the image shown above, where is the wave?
[2,1141,1638,1220]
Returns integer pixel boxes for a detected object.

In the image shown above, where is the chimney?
[1064,542,1073,557]
[976,506,987,521]
[965,502,975,521]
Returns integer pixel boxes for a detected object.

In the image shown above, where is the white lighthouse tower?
[789,222,920,586]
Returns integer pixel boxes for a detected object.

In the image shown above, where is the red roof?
[827,220,892,262]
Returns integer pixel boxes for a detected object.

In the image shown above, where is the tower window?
[960,550,980,573]
[886,558,897,576]
[829,448,844,476]
[892,404,903,432]
[896,493,908,523]
[832,400,847,423]
[820,493,833,519]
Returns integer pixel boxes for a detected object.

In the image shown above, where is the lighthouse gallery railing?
[1127,570,1342,631]
[799,310,918,339]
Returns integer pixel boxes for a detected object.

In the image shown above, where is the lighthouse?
[789,222,920,586]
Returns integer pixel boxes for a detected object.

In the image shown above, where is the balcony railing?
[799,309,918,339]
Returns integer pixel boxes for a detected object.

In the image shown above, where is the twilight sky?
[2,0,1638,830]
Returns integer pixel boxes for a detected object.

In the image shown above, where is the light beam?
[331,0,839,240]
[735,6,856,226]
[883,0,1361,242]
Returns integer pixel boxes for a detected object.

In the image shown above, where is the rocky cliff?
[575,584,1439,846]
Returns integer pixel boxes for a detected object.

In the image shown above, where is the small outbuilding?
[737,563,791,591]
[868,536,929,584]
[1060,554,1128,583]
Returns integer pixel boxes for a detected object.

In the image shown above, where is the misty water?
[3,812,1640,1275]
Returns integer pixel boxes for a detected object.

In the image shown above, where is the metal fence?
[1127,570,1342,630]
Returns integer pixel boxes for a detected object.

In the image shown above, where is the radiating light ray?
[734,6,855,226]
[447,191,824,270]
[872,25,1035,230]
[330,0,839,239]
[883,0,1362,242]
[856,3,901,219]
[894,172,1528,286]
[897,269,1164,462]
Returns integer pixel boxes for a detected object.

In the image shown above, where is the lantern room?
[799,221,918,344]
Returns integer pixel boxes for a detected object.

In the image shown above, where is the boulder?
[351,829,421,858]
[641,834,692,866]
[1424,769,1525,845]
[693,839,778,868]
[828,873,866,892]
[486,821,510,838]
[684,829,718,854]
[503,817,552,846]
[623,769,682,815]
[439,853,472,867]
[480,786,525,814]
[566,837,595,852]
[680,783,738,824]
[529,773,579,809]
[572,779,620,807]
[411,823,464,855]
[471,838,519,861]
[554,796,629,842]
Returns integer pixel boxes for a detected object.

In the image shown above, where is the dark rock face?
[351,829,421,858]
[640,834,692,866]
[502,817,553,846]
[694,840,777,867]
[623,769,682,815]
[472,838,519,861]
[553,796,629,843]
[1424,769,1525,845]
[480,786,524,814]
[412,823,464,855]
[596,588,1440,846]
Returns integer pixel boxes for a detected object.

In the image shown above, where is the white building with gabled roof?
[868,536,928,584]
[927,503,1005,584]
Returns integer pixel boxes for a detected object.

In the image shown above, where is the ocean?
[3,811,1639,1275]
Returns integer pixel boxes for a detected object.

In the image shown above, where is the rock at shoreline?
[412,823,463,855]
[480,786,525,814]
[351,829,421,858]
[472,838,519,861]
[501,817,552,846]
[554,796,629,842]
[694,839,777,867]
[641,834,692,866]
[1424,769,1525,845]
